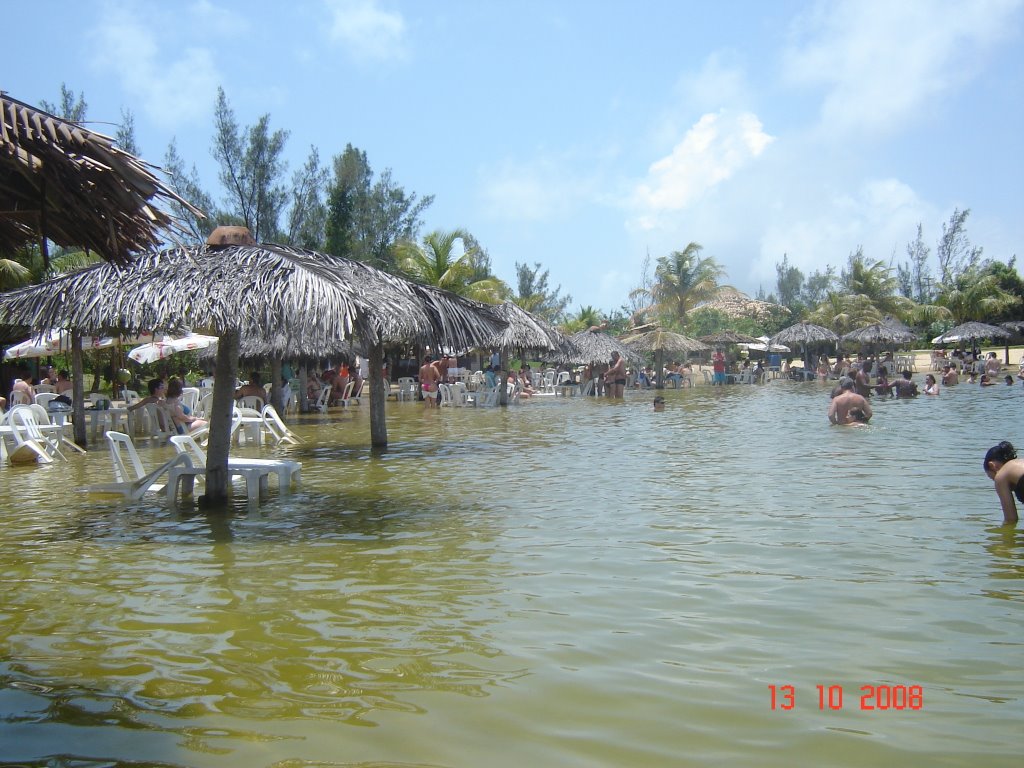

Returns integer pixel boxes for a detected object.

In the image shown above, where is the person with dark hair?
[127,377,166,413]
[165,378,208,434]
[828,378,872,425]
[923,373,940,395]
[982,441,1023,525]
[892,370,919,398]
[653,396,665,412]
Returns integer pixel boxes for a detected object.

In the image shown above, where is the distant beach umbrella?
[931,321,1011,345]
[841,322,917,346]
[3,330,117,360]
[486,301,577,356]
[769,322,839,347]
[699,330,763,346]
[621,327,709,388]
[563,329,640,364]
[127,333,219,364]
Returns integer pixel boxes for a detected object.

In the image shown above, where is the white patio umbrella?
[4,330,118,359]
[128,333,219,364]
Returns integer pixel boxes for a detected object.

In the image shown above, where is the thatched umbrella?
[999,321,1024,365]
[488,301,577,357]
[620,327,709,388]
[841,322,917,346]
[0,93,201,265]
[931,321,1011,345]
[0,239,505,504]
[1,93,205,440]
[564,329,639,365]
[770,322,839,369]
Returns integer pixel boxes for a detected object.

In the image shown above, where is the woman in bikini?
[982,441,1023,525]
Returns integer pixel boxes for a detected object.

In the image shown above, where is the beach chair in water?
[85,431,196,500]
[169,434,301,498]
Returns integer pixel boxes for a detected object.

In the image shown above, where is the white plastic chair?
[86,431,194,499]
[35,392,58,408]
[181,387,201,414]
[8,405,64,463]
[438,383,453,407]
[122,389,140,407]
[9,390,32,406]
[34,383,55,394]
[450,381,469,406]
[396,377,416,402]
[261,404,301,445]
[240,395,265,411]
[140,403,175,444]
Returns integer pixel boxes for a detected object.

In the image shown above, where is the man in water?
[419,356,441,408]
[828,378,873,425]
[653,396,665,411]
[603,351,626,398]
[892,370,919,398]
[941,363,959,386]
[712,348,726,386]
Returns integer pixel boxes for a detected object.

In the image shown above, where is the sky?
[5,0,1023,315]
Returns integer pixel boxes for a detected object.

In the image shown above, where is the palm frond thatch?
[694,287,790,322]
[487,301,577,355]
[699,330,763,346]
[562,329,640,364]
[0,93,204,261]
[769,322,839,347]
[621,328,709,355]
[998,320,1024,337]
[931,321,1011,345]
[841,322,917,345]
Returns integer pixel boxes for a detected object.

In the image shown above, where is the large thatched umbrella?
[620,326,709,388]
[931,321,1011,345]
[1,93,204,440]
[1,93,201,265]
[841,322,917,346]
[564,329,639,365]
[488,301,577,356]
[770,322,839,368]
[0,239,505,505]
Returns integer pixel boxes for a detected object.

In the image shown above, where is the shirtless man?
[941,364,959,386]
[419,355,441,407]
[828,379,873,425]
[603,351,627,398]
[853,363,872,398]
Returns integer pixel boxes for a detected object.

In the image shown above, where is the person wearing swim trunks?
[827,378,872,425]
[983,441,1023,525]
[603,351,626,398]
[419,355,441,408]
[712,348,726,386]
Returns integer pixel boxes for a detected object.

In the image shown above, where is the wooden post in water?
[70,330,87,447]
[369,342,388,447]
[202,328,239,507]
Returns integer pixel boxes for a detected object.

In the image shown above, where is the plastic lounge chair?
[313,386,332,413]
[6,406,64,464]
[261,404,301,445]
[85,431,196,500]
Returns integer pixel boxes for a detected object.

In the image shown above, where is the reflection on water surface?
[0,382,1021,767]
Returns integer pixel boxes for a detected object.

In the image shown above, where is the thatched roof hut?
[0,93,202,263]
[699,330,762,346]
[769,322,839,347]
[621,327,709,355]
[694,287,790,323]
[841,322,917,346]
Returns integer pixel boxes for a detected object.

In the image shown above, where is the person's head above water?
[983,441,1017,476]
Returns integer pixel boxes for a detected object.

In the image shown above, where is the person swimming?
[982,441,1023,525]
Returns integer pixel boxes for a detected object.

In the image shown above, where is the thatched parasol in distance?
[621,326,708,388]
[841,322,917,346]
[0,238,506,504]
[931,321,1011,345]
[0,92,202,265]
[770,322,839,368]
[563,329,640,365]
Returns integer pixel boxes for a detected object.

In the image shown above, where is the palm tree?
[561,305,604,334]
[395,228,507,303]
[645,243,725,328]
[938,268,1021,324]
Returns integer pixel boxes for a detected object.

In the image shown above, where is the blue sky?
[5,0,1023,315]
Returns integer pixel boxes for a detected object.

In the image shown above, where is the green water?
[0,382,1021,767]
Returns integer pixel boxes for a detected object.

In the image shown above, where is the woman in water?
[983,441,1023,525]
[923,373,939,395]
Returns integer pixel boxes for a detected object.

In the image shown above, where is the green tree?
[513,261,571,322]
[936,208,982,285]
[562,305,604,334]
[164,138,215,243]
[897,224,933,302]
[647,242,725,329]
[938,266,1020,324]
[39,83,87,122]
[324,145,432,271]
[211,87,289,241]
[396,228,506,302]
[284,146,329,248]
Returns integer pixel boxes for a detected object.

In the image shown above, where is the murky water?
[1,381,1021,767]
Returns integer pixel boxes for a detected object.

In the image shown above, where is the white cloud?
[479,153,606,223]
[324,0,408,62]
[629,110,774,230]
[89,2,222,127]
[783,0,1022,136]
